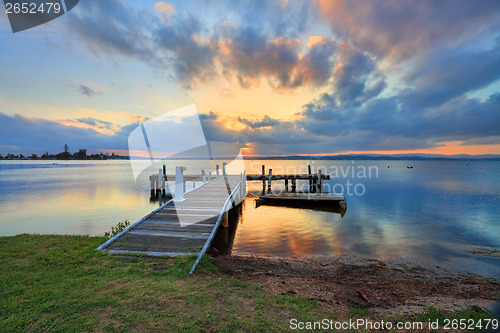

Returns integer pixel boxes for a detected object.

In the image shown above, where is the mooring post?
[162,165,167,194]
[216,164,220,177]
[222,162,227,178]
[243,170,247,195]
[201,169,206,183]
[267,169,272,193]
[221,211,229,228]
[239,172,243,200]
[150,176,155,196]
[174,166,185,202]
[157,169,162,195]
[262,165,266,193]
[317,169,322,193]
[308,165,313,192]
[285,177,289,192]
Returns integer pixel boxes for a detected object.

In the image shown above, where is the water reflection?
[211,203,243,255]
[1,160,499,277]
[149,192,172,206]
[254,195,347,217]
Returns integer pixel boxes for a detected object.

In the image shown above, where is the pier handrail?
[189,173,245,275]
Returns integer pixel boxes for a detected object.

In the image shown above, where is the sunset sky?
[1,0,500,157]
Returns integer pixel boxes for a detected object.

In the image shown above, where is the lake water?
[1,159,499,276]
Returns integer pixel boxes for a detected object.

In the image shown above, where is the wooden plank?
[161,207,222,213]
[138,221,215,227]
[155,212,219,218]
[109,234,205,252]
[145,216,219,224]
[129,230,210,239]
[107,249,193,256]
[136,224,214,233]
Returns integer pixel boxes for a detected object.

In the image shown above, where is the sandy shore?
[215,254,500,316]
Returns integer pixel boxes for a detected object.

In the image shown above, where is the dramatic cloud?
[4,0,499,155]
[315,0,500,62]
[66,0,336,90]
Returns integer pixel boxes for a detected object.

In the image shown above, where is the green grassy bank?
[0,235,496,332]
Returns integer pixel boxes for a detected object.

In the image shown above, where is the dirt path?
[215,254,500,316]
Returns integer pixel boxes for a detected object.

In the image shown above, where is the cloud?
[65,0,337,90]
[401,39,500,109]
[75,117,114,129]
[238,115,280,128]
[28,0,500,155]
[0,112,135,155]
[298,91,500,152]
[154,2,174,22]
[74,84,101,97]
[314,0,500,62]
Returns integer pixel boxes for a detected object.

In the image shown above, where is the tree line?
[0,144,128,160]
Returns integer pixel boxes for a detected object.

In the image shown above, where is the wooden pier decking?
[97,166,246,274]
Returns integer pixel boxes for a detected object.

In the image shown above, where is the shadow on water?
[210,194,348,256]
[254,197,347,217]
[149,192,172,206]
[211,203,243,255]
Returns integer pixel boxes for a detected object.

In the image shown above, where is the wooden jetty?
[246,165,331,193]
[97,163,246,274]
[98,163,345,273]
[149,164,224,196]
[247,165,346,213]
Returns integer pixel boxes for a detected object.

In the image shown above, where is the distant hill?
[256,154,500,161]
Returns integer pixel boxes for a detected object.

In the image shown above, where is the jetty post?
[267,169,273,193]
[308,165,313,192]
[174,166,185,202]
[261,165,266,193]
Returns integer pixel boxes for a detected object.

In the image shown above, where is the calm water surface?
[1,159,499,276]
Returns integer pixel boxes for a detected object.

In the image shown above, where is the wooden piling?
[262,165,266,193]
[317,169,322,193]
[268,169,273,193]
[308,165,313,192]
[157,169,162,195]
[221,212,229,228]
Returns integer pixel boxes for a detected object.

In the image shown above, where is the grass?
[0,235,497,332]
[0,234,326,332]
[412,305,497,331]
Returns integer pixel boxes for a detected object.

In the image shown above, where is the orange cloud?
[154,1,174,21]
[307,36,325,48]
